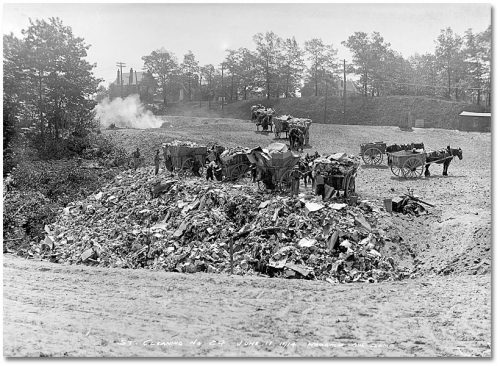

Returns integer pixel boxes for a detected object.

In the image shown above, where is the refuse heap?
[36,168,411,283]
[168,140,204,148]
[313,153,360,175]
[220,147,249,162]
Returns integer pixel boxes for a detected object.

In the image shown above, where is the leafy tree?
[224,49,240,101]
[200,64,216,104]
[180,50,199,101]
[142,48,179,106]
[304,38,338,96]
[409,53,439,97]
[235,48,258,100]
[464,27,490,104]
[253,31,282,99]
[342,32,371,96]
[435,27,463,99]
[342,32,392,97]
[3,18,101,160]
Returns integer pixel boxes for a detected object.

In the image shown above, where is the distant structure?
[109,67,156,102]
[458,111,491,132]
[334,79,359,98]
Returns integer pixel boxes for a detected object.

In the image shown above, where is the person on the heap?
[290,167,303,197]
[154,150,161,175]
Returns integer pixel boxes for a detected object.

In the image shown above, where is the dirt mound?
[216,96,489,129]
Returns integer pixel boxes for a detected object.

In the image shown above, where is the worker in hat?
[154,150,161,175]
[290,167,303,197]
[132,148,141,170]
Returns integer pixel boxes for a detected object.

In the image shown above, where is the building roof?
[459,111,491,117]
[111,71,147,86]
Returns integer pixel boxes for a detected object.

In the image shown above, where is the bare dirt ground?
[2,255,491,357]
[3,116,492,357]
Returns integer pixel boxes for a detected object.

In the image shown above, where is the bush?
[3,190,59,251]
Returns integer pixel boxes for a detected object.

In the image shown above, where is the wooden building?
[458,111,491,132]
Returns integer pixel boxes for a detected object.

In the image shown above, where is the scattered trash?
[34,168,410,283]
[392,188,433,216]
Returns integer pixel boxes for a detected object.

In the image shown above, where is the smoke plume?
[94,94,162,129]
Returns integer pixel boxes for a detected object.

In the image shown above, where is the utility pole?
[323,75,328,124]
[221,63,224,110]
[116,62,126,98]
[343,59,347,123]
[199,75,202,108]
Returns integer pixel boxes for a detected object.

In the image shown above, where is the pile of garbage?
[391,193,431,216]
[220,147,249,162]
[313,153,360,175]
[35,168,411,283]
[167,140,204,148]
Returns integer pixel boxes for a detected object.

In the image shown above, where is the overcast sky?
[2,2,492,85]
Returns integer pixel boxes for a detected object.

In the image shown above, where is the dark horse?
[289,128,305,152]
[424,146,463,177]
[386,142,425,153]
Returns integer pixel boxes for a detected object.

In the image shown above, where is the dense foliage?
[135,26,490,106]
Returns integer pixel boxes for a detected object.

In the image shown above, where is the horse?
[250,104,265,121]
[255,108,274,132]
[289,128,304,152]
[424,146,462,177]
[298,158,313,187]
[386,142,425,153]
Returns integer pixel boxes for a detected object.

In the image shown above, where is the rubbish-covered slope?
[38,168,413,283]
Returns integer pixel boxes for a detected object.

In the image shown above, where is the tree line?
[3,18,492,161]
[138,27,490,106]
[4,17,101,160]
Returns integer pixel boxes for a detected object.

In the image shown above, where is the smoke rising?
[94,94,162,129]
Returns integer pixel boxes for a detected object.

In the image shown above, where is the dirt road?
[3,255,491,357]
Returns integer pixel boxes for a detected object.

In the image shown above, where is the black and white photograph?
[2,0,493,358]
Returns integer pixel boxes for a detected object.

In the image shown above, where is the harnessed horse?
[386,142,425,153]
[424,146,463,177]
[289,127,305,152]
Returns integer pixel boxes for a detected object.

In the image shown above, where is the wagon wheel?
[362,147,383,165]
[180,158,204,178]
[401,157,424,179]
[235,164,252,184]
[228,163,248,182]
[390,164,401,177]
[279,170,292,193]
[344,175,356,198]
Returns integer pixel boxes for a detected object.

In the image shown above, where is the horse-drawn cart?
[163,141,207,177]
[360,142,387,165]
[312,154,360,200]
[387,150,427,179]
[246,143,300,193]
[219,148,252,182]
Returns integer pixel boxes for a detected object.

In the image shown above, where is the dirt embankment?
[165,96,489,130]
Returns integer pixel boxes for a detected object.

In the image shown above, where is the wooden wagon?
[312,154,360,200]
[288,118,312,146]
[273,116,291,139]
[163,142,207,177]
[387,150,427,179]
[246,144,300,193]
[360,142,387,165]
[219,149,252,182]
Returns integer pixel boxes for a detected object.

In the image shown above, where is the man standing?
[192,158,202,177]
[154,150,161,175]
[250,164,257,183]
[206,161,215,181]
[132,148,140,170]
[315,171,325,199]
[290,167,303,197]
